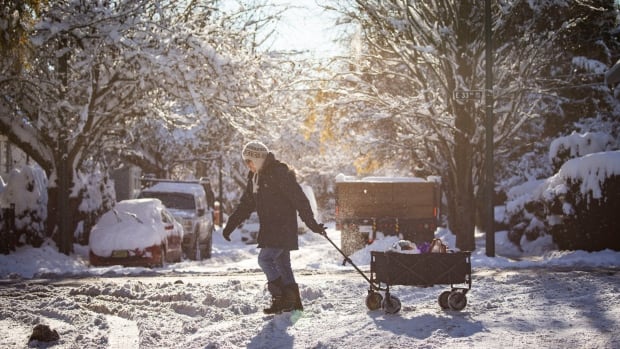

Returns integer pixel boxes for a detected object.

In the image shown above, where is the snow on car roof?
[361,176,426,182]
[335,173,427,183]
[89,198,169,257]
[142,181,205,195]
[115,197,161,212]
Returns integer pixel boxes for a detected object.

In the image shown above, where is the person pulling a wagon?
[222,140,325,314]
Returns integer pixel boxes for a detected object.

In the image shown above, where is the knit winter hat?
[242,141,269,170]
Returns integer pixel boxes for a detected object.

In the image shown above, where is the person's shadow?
[247,312,300,349]
[371,309,484,339]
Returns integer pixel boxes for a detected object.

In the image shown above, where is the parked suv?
[139,181,214,260]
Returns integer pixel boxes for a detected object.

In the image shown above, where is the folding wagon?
[321,231,472,314]
[367,250,472,313]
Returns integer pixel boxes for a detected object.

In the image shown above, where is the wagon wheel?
[438,291,451,310]
[382,294,401,314]
[155,245,166,268]
[447,291,467,311]
[365,291,383,311]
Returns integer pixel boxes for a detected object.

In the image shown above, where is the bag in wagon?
[429,238,448,253]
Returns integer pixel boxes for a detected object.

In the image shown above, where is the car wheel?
[187,233,199,261]
[202,233,212,259]
[156,245,166,268]
[194,233,201,260]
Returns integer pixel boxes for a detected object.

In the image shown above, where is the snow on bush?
[0,165,48,248]
[505,139,620,252]
[0,164,116,252]
[545,150,620,200]
[544,151,620,251]
[548,131,614,172]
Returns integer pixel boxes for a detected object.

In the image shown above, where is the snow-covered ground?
[1,225,619,348]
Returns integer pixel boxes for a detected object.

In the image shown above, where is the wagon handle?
[319,229,374,285]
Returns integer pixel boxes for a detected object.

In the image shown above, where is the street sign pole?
[454,90,483,100]
[484,0,495,257]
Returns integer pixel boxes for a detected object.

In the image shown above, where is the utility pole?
[484,0,495,257]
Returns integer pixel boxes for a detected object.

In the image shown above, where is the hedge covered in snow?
[505,131,620,252]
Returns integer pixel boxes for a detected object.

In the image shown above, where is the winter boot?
[282,283,303,312]
[290,283,304,311]
[263,277,284,314]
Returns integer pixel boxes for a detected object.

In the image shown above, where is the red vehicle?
[89,198,184,268]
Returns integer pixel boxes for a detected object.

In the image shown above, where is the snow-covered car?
[89,198,184,268]
[139,181,214,260]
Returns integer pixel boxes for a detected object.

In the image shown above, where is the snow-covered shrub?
[503,179,548,250]
[549,131,613,172]
[504,130,620,252]
[73,170,116,245]
[505,150,620,252]
[544,151,620,251]
[0,165,48,248]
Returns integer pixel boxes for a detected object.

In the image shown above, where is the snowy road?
[2,227,620,348]
[1,267,619,348]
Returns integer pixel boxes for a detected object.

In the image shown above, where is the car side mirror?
[197,208,206,216]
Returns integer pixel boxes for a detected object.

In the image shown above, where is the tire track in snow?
[106,314,139,349]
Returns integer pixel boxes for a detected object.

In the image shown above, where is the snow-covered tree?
[0,0,279,253]
[321,0,602,251]
[0,0,44,73]
[495,0,620,195]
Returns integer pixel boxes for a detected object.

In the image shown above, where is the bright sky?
[219,0,348,57]
[267,0,345,57]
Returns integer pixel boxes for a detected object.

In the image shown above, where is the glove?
[222,224,234,241]
[309,222,326,235]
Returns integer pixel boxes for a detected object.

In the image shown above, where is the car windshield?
[141,192,195,210]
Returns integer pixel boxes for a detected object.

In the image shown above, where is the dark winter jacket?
[226,153,319,250]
